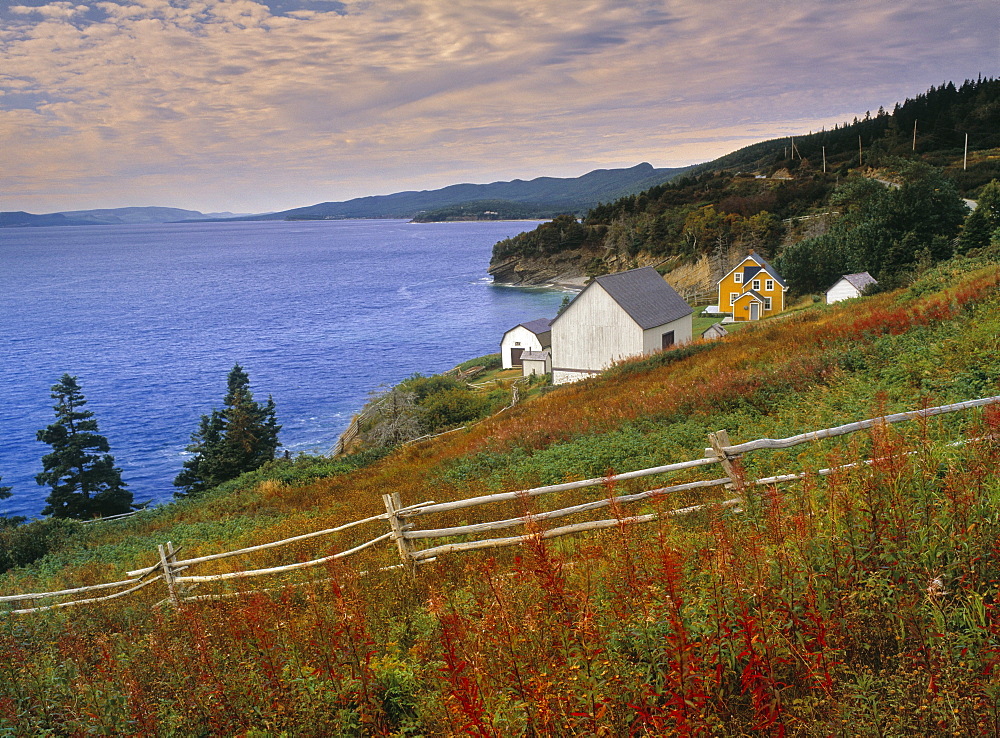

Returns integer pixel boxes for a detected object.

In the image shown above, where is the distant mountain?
[0,206,244,228]
[0,211,96,228]
[59,207,243,225]
[3,164,690,228]
[239,163,693,221]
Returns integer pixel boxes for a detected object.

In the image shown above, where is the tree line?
[1,364,280,525]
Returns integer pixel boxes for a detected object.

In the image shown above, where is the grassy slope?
[3,257,1000,735]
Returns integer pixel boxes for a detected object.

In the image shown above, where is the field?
[3,257,1000,735]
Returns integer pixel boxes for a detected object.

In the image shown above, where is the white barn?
[500,318,552,369]
[550,267,693,385]
[827,272,877,304]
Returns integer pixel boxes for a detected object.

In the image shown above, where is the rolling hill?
[237,162,693,221]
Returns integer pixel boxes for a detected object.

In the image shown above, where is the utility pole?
[859,135,863,167]
[822,146,827,173]
[964,133,969,170]
[912,120,917,151]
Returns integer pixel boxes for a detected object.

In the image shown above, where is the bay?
[0,219,562,519]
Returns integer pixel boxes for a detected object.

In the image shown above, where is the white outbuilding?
[520,350,551,377]
[500,318,552,369]
[827,272,877,304]
[702,322,729,341]
[550,266,693,385]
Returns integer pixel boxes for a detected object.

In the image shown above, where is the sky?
[1,0,997,215]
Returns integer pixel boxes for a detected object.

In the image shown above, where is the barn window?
[764,297,772,310]
[733,272,743,283]
[765,279,774,291]
[752,279,761,291]
[661,331,675,349]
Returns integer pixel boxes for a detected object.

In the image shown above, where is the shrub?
[420,388,492,430]
[0,517,81,573]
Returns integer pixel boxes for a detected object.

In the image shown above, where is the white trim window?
[765,279,774,291]
[733,272,743,284]
[730,292,738,306]
[752,279,761,291]
[764,297,772,310]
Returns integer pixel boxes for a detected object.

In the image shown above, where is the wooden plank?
[159,543,180,609]
[174,532,393,584]
[724,396,1000,455]
[709,429,744,494]
[7,575,163,615]
[405,448,936,546]
[398,456,722,518]
[178,558,439,603]
[126,501,433,576]
[0,576,145,604]
[404,476,732,540]
[412,498,741,560]
[383,493,416,576]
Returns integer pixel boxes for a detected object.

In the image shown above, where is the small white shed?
[702,322,729,341]
[521,350,551,377]
[500,318,552,369]
[550,267,693,385]
[827,272,877,304]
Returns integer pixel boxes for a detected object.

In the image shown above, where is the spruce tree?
[36,374,132,519]
[0,475,23,527]
[174,364,281,497]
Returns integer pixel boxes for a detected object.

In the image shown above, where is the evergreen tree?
[174,364,281,497]
[957,179,1000,253]
[173,412,226,497]
[36,374,132,519]
[0,475,23,527]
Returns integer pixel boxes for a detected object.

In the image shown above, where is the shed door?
[661,331,675,349]
[510,348,524,366]
[749,302,760,321]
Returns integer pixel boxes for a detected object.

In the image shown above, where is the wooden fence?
[3,395,998,615]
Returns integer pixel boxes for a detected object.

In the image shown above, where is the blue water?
[0,220,562,519]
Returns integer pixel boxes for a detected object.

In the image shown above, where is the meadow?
[2,256,1000,735]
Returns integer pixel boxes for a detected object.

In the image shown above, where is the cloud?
[1,0,997,212]
[8,2,89,19]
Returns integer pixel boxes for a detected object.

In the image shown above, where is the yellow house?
[717,252,788,321]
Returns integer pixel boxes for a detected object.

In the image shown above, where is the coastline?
[490,275,586,292]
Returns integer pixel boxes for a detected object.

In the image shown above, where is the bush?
[0,517,81,573]
[421,388,492,430]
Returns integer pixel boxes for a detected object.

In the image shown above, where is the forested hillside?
[490,77,1000,292]
[238,162,692,222]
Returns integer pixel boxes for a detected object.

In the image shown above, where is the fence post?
[158,542,180,609]
[383,493,417,577]
[708,429,746,496]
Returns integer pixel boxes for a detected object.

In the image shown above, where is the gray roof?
[521,350,550,361]
[751,253,787,288]
[520,318,553,335]
[841,272,877,291]
[735,289,765,303]
[702,322,728,337]
[590,267,693,330]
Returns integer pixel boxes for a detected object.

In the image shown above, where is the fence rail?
[3,395,998,616]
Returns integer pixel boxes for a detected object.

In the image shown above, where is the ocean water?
[0,219,563,519]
